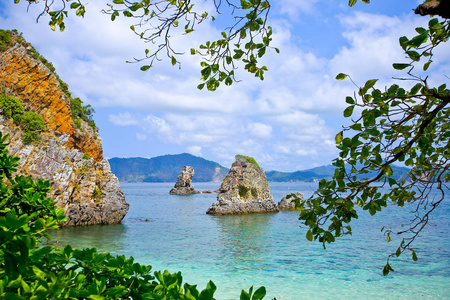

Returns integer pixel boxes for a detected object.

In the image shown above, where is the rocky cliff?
[206,155,278,215]
[0,30,129,226]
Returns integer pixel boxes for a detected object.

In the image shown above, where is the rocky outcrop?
[0,31,129,226]
[169,165,200,195]
[0,33,103,161]
[278,192,304,210]
[206,156,278,215]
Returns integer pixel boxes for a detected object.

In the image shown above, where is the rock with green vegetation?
[278,192,304,210]
[206,155,278,215]
[0,30,128,226]
[169,165,200,195]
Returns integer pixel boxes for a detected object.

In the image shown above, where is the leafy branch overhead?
[16,0,276,91]
[295,16,449,275]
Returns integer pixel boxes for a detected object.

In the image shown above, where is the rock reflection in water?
[48,224,127,254]
[211,213,276,270]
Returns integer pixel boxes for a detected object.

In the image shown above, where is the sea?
[50,182,450,300]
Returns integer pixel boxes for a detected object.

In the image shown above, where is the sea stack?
[169,165,200,195]
[206,155,278,215]
[278,192,304,210]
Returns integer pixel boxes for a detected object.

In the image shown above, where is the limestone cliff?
[206,155,278,215]
[0,30,129,226]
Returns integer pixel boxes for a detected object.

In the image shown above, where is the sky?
[0,0,449,172]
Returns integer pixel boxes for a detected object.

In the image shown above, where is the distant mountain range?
[109,153,411,183]
[109,153,229,182]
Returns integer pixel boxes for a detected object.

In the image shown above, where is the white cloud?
[108,113,140,126]
[247,123,272,139]
[136,133,147,141]
[187,146,203,157]
[277,0,320,17]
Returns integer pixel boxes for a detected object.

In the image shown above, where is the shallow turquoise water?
[50,182,450,299]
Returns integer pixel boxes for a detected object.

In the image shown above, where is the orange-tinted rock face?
[0,43,103,161]
[0,32,128,226]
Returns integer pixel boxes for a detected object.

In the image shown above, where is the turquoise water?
[51,182,450,299]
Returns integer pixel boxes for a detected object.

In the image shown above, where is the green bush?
[13,111,46,144]
[0,29,13,52]
[235,154,260,168]
[0,94,25,119]
[0,94,46,144]
[0,132,267,299]
[70,97,97,132]
[92,187,102,201]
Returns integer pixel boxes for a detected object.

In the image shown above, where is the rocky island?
[206,155,278,215]
[169,165,200,195]
[278,192,304,210]
[0,30,129,226]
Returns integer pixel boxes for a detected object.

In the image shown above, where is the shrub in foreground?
[0,132,266,299]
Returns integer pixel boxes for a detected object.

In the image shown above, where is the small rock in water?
[278,192,304,210]
[169,166,200,195]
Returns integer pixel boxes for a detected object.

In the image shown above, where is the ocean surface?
[50,182,450,300]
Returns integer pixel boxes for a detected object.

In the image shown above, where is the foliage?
[0,94,24,119]
[15,0,277,91]
[0,29,13,52]
[13,111,46,144]
[296,16,450,275]
[92,187,102,201]
[0,131,267,299]
[70,97,97,132]
[235,154,260,168]
[0,94,46,144]
[238,185,259,199]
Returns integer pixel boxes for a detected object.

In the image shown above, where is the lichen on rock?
[206,155,278,215]
[169,165,200,195]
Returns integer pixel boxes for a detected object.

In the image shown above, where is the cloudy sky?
[1,0,449,171]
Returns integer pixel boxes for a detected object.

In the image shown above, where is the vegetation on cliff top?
[235,154,260,168]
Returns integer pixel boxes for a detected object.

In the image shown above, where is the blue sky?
[1,1,449,171]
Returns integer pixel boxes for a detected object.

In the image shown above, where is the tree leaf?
[412,250,418,261]
[343,105,354,118]
[336,73,348,81]
[306,229,313,241]
[393,63,410,70]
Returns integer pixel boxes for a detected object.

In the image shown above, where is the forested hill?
[266,164,411,182]
[109,153,229,182]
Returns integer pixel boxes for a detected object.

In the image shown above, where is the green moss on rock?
[235,154,260,168]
